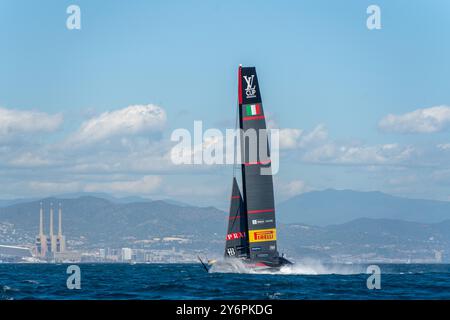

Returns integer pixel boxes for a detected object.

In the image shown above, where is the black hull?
[243,256,293,270]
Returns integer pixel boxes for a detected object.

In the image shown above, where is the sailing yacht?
[202,65,292,271]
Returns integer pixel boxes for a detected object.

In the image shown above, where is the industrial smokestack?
[39,202,44,236]
[50,203,54,237]
[58,203,62,237]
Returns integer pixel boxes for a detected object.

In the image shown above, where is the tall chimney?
[50,203,54,237]
[58,203,62,237]
[39,202,44,236]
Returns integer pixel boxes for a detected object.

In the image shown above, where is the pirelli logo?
[249,228,277,243]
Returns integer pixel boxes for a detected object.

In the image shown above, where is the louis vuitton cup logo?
[243,75,257,98]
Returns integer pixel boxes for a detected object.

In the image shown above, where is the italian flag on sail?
[245,104,261,116]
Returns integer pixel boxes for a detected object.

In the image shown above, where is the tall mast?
[238,65,248,225]
[238,65,251,258]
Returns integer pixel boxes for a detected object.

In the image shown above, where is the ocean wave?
[2,285,19,293]
[23,280,39,284]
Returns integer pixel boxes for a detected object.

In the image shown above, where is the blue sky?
[1,0,450,208]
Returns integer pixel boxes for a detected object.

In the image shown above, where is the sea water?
[0,263,449,300]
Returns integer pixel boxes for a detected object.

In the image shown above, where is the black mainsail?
[238,66,279,264]
[224,178,248,258]
[200,66,292,272]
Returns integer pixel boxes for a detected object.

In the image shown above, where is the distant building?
[47,203,57,254]
[121,248,132,261]
[435,250,443,263]
[35,203,47,258]
[56,204,66,253]
[35,202,67,259]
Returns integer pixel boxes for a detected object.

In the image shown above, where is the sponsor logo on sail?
[243,75,256,98]
[249,228,277,243]
[226,231,246,241]
[252,219,274,225]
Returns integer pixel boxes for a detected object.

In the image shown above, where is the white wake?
[209,258,364,275]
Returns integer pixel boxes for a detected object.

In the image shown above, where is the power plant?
[35,202,66,259]
[57,203,66,253]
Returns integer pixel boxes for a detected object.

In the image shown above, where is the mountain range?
[0,196,226,249]
[277,189,450,226]
[1,190,450,262]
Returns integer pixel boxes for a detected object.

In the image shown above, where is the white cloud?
[0,107,62,138]
[8,152,53,168]
[25,176,162,196]
[67,104,166,145]
[84,176,162,194]
[279,128,302,149]
[28,181,82,194]
[278,179,310,198]
[279,124,327,150]
[303,143,415,165]
[387,175,417,186]
[437,143,450,151]
[379,105,450,133]
[163,183,225,198]
[298,124,328,147]
[3,102,450,204]
[275,123,414,166]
